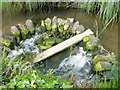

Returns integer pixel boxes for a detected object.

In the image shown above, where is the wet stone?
[92,55,110,65]
[25,19,35,35]
[75,25,85,34]
[10,26,20,36]
[45,18,52,31]
[94,61,111,72]
[85,35,98,51]
[72,21,79,32]
[52,16,58,32]
[18,24,29,40]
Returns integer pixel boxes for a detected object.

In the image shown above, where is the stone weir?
[0,16,116,73]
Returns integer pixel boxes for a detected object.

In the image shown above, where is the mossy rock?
[94,61,111,72]
[21,29,28,35]
[75,25,85,34]
[92,55,111,65]
[42,33,50,39]
[25,19,35,35]
[83,35,92,43]
[52,16,57,32]
[0,38,14,49]
[46,24,51,31]
[52,23,57,32]
[18,24,28,35]
[29,28,35,35]
[58,25,64,33]
[85,35,98,51]
[38,44,52,50]
[41,20,45,27]
[44,38,56,46]
[45,18,52,31]
[64,19,70,31]
[11,26,20,37]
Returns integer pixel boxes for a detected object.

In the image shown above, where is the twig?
[98,13,117,37]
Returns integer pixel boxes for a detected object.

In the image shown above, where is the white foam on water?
[6,32,42,59]
[54,47,93,86]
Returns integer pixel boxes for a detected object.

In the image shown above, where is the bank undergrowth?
[1,1,119,25]
[78,1,119,25]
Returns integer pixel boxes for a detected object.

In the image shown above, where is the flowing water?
[1,8,118,86]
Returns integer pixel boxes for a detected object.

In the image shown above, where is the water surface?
[2,8,118,56]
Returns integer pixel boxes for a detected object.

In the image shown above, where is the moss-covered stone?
[10,26,20,37]
[58,25,64,33]
[72,21,79,31]
[52,16,57,32]
[83,35,92,43]
[25,19,35,35]
[94,61,111,72]
[64,19,70,31]
[85,35,98,51]
[45,18,52,31]
[52,23,57,32]
[38,44,52,50]
[0,37,14,49]
[75,25,85,34]
[92,55,110,65]
[42,33,50,39]
[46,24,51,31]
[41,20,45,27]
[45,38,55,46]
[18,24,29,40]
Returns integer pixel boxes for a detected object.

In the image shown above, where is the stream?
[1,8,118,86]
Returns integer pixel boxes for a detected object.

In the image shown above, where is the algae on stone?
[92,55,111,65]
[45,18,52,31]
[0,37,14,49]
[11,26,20,37]
[83,35,92,43]
[94,61,111,72]
[52,16,58,32]
[18,24,28,40]
[38,44,52,50]
[85,35,98,51]
[45,38,55,46]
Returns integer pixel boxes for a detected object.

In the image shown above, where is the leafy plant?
[5,70,73,88]
[0,47,73,88]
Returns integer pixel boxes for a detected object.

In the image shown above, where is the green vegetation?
[0,1,119,89]
[1,1,119,25]
[0,47,73,88]
[80,60,118,88]
[1,2,53,13]
[79,1,119,25]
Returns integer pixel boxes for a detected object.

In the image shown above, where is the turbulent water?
[53,47,93,86]
[6,27,42,59]
[5,26,94,86]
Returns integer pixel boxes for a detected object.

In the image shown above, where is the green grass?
[1,2,53,13]
[1,1,119,25]
[78,1,119,25]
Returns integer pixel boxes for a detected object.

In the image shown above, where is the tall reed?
[78,1,119,25]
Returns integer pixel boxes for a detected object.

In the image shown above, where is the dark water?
[1,8,118,57]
